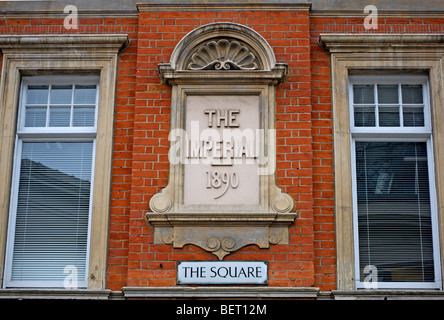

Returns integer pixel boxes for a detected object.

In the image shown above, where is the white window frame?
[349,75,442,289]
[16,75,100,138]
[349,75,432,137]
[3,75,99,288]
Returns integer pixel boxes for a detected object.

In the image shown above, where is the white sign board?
[177,261,268,285]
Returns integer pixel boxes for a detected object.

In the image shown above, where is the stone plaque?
[184,95,260,205]
[146,23,296,260]
[177,261,268,285]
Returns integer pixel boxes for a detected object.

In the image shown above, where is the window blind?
[10,142,93,286]
[355,141,435,283]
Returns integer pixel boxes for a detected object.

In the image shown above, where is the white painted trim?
[19,76,100,134]
[3,139,22,289]
[349,75,431,134]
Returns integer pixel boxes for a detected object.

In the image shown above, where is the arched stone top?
[169,23,277,72]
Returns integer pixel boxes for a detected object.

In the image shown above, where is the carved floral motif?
[187,39,258,70]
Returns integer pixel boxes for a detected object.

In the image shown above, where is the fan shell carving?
[187,39,258,70]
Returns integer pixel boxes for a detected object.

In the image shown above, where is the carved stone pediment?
[146,23,296,260]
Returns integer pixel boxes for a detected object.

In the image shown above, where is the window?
[350,75,441,289]
[320,33,444,293]
[3,76,99,288]
[350,77,431,133]
[0,34,127,291]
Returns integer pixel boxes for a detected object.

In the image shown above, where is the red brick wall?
[1,10,444,293]
[129,9,315,288]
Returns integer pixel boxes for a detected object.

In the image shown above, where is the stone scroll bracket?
[145,23,296,260]
[149,224,295,261]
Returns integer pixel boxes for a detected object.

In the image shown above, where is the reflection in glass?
[11,142,93,282]
[355,142,434,283]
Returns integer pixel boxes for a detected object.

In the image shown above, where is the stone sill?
[0,289,116,300]
[122,286,320,299]
[1,288,444,300]
[325,290,444,300]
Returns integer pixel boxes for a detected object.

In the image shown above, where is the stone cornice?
[2,9,444,19]
[311,10,444,18]
[158,63,288,86]
[0,34,130,54]
[2,0,444,13]
[137,1,311,11]
[319,33,444,53]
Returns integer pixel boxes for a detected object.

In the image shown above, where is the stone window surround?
[0,34,129,290]
[319,33,444,291]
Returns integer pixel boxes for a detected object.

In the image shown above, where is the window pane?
[25,107,47,127]
[49,107,71,127]
[74,85,97,105]
[11,142,93,284]
[73,107,95,127]
[50,85,72,104]
[354,85,374,104]
[354,106,375,127]
[402,85,423,104]
[403,106,425,127]
[355,142,434,283]
[27,85,48,105]
[378,85,398,104]
[379,106,400,127]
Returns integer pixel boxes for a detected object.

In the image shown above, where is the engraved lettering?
[205,109,240,127]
